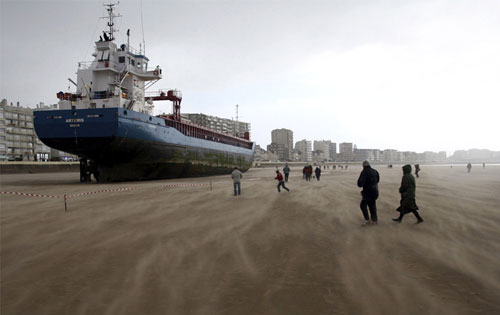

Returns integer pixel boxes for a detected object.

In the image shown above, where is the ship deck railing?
[159,116,253,150]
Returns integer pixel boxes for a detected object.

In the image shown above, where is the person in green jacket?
[392,164,424,224]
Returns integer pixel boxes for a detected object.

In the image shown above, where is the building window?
[119,56,125,63]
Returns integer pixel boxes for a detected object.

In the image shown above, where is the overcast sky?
[1,0,499,154]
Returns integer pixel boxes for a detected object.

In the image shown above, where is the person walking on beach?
[467,162,472,173]
[306,165,313,181]
[283,164,291,182]
[315,166,321,181]
[357,161,380,226]
[393,164,424,224]
[275,170,290,192]
[231,167,242,196]
[415,164,420,178]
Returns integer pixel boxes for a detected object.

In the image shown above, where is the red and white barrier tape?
[0,191,60,198]
[1,182,210,200]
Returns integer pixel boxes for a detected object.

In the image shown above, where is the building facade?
[184,113,251,139]
[338,142,354,162]
[270,128,293,161]
[313,140,331,162]
[329,142,337,161]
[295,139,312,162]
[0,100,37,161]
[267,143,287,161]
[0,99,76,161]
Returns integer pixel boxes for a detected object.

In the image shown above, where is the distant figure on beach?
[231,167,242,196]
[357,161,380,226]
[483,163,485,169]
[345,165,348,170]
[302,166,306,179]
[315,166,321,181]
[305,165,313,181]
[415,164,420,178]
[467,162,472,173]
[275,170,290,192]
[283,164,290,182]
[393,165,424,224]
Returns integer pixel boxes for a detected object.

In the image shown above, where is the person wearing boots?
[393,164,424,224]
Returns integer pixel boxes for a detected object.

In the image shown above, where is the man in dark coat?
[315,166,321,181]
[393,164,424,223]
[357,161,380,225]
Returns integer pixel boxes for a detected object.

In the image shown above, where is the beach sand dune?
[1,165,500,314]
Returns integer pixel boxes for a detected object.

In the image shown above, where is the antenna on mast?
[102,1,121,41]
[140,0,146,55]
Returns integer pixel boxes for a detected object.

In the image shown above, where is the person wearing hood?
[393,164,424,224]
[357,161,380,225]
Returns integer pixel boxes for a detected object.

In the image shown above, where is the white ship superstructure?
[58,3,161,115]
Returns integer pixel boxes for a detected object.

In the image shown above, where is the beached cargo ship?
[34,3,254,182]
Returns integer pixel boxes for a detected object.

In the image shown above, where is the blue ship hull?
[34,108,255,181]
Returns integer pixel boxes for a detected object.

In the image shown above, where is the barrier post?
[64,194,67,212]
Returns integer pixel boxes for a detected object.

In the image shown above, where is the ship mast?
[103,2,121,41]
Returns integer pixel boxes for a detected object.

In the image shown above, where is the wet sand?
[1,165,500,314]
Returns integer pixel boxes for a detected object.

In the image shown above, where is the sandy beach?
[1,165,500,314]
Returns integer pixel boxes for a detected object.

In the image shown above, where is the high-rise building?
[329,142,337,161]
[339,142,353,161]
[270,128,293,161]
[295,139,312,162]
[313,140,331,161]
[184,113,251,139]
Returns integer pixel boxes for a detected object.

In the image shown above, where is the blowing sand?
[1,165,500,315]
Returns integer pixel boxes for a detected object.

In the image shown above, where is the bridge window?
[119,56,125,63]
